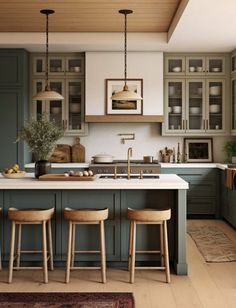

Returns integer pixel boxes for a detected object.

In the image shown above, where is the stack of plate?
[189,107,200,114]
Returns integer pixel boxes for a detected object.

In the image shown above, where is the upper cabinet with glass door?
[33,54,85,76]
[165,54,226,76]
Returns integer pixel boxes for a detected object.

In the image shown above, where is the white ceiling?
[0,0,236,53]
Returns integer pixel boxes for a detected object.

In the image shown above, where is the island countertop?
[0,173,189,190]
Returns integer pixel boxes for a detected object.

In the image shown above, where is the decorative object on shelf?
[33,9,64,101]
[223,140,236,163]
[72,137,85,162]
[159,147,173,163]
[49,144,71,163]
[184,138,213,163]
[177,143,181,163]
[106,79,143,115]
[111,9,142,101]
[17,115,64,178]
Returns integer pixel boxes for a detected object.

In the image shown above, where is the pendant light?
[33,9,64,101]
[111,9,142,101]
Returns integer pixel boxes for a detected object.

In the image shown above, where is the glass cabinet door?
[165,79,185,132]
[32,80,46,120]
[232,79,236,131]
[33,57,46,76]
[206,57,225,75]
[206,80,224,131]
[66,56,84,75]
[186,80,205,132]
[66,80,84,132]
[231,53,236,74]
[165,56,185,75]
[48,80,64,127]
[49,57,64,75]
[186,56,205,75]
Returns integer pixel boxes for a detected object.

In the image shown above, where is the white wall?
[85,51,163,115]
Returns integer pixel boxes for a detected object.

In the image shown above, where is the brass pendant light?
[33,9,64,101]
[111,9,142,101]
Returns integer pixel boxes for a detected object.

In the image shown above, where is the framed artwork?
[184,138,213,162]
[105,78,143,115]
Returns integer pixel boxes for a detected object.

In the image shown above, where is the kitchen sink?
[99,175,159,180]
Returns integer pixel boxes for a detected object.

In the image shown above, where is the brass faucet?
[127,147,133,179]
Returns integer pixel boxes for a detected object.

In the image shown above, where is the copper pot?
[143,156,153,163]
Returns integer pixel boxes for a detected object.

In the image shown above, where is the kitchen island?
[0,173,188,275]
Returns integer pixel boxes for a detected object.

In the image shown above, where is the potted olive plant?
[223,140,236,163]
[18,115,64,178]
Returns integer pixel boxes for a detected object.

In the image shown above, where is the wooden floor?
[0,220,236,308]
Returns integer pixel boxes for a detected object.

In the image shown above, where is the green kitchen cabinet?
[2,190,62,262]
[220,170,236,227]
[0,49,29,170]
[162,168,219,217]
[61,190,121,262]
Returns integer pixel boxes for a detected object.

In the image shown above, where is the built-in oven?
[89,160,161,174]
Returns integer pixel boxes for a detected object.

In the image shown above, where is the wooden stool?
[8,207,54,283]
[128,207,171,284]
[64,207,108,283]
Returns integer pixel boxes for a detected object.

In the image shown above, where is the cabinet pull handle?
[203,119,205,130]
[206,119,209,130]
[185,119,188,130]
[182,119,185,130]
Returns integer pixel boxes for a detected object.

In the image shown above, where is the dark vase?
[35,160,51,178]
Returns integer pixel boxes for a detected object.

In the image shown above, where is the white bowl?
[172,106,182,114]
[209,104,220,113]
[189,66,195,72]
[212,67,220,72]
[209,86,221,96]
[196,67,203,72]
[70,103,81,113]
[189,107,200,114]
[172,67,181,72]
[51,107,61,114]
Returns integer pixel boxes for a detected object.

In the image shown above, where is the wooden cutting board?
[49,144,71,163]
[72,137,85,163]
[38,174,97,181]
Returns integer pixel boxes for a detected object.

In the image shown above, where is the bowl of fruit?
[2,164,25,178]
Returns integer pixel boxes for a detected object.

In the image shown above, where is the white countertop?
[25,162,228,170]
[25,163,89,168]
[0,173,188,190]
[160,163,228,170]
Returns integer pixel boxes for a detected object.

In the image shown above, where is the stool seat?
[8,208,54,222]
[128,208,171,222]
[64,208,108,222]
[128,207,171,284]
[8,207,54,284]
[64,207,109,284]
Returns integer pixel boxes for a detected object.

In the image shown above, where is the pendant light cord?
[124,12,127,87]
[45,12,49,89]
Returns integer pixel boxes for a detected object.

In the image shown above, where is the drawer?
[188,198,216,215]
[186,179,216,197]
[162,168,217,180]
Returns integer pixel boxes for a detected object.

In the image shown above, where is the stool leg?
[100,220,106,283]
[130,221,136,284]
[48,220,54,271]
[8,221,16,283]
[163,221,170,283]
[65,221,72,283]
[160,223,164,267]
[16,224,22,269]
[42,220,48,283]
[128,220,134,271]
[71,224,76,267]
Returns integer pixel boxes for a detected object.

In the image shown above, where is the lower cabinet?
[220,170,236,227]
[161,168,219,217]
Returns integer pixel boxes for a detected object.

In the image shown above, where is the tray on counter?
[38,174,97,181]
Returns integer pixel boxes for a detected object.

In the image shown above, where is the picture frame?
[105,78,143,115]
[184,138,213,162]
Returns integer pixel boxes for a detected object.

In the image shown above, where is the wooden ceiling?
[0,0,181,32]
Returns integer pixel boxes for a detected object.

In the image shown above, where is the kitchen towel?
[224,168,236,189]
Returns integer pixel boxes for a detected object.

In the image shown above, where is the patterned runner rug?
[0,292,135,308]
[188,225,236,262]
